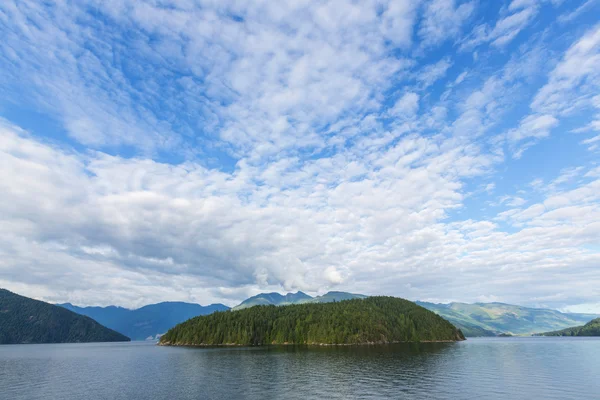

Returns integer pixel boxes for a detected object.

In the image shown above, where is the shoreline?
[158,338,464,347]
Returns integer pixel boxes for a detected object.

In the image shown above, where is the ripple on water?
[0,339,599,400]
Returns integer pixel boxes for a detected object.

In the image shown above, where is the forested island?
[537,318,600,337]
[0,289,130,344]
[159,296,465,346]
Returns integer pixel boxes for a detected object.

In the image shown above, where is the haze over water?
[1,338,598,400]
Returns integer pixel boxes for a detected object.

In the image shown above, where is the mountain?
[233,291,312,310]
[232,291,366,310]
[0,289,129,344]
[60,301,229,340]
[417,301,599,337]
[160,296,465,346]
[309,291,368,303]
[537,318,600,336]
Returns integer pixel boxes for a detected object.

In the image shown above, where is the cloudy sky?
[0,0,599,311]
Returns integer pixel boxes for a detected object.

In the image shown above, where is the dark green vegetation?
[160,297,465,346]
[233,291,367,310]
[235,293,598,337]
[60,301,229,340]
[0,289,129,344]
[537,318,600,337]
[416,301,599,336]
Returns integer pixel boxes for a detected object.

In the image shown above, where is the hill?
[0,289,130,344]
[417,301,599,336]
[160,296,465,346]
[537,318,600,336]
[232,291,366,310]
[60,301,229,340]
[233,291,312,310]
[310,291,368,303]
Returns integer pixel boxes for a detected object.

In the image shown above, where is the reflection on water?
[1,338,599,399]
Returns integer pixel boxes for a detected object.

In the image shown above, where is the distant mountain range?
[0,289,129,344]
[59,301,229,340]
[57,290,600,340]
[537,318,600,337]
[416,301,600,336]
[232,291,367,310]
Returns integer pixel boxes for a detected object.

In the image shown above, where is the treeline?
[538,318,600,337]
[160,296,465,346]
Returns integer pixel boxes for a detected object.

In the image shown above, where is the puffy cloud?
[0,1,599,312]
[419,0,475,47]
[0,120,485,305]
[0,0,419,159]
[389,92,420,118]
[1,119,599,310]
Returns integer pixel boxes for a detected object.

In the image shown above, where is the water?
[0,337,598,399]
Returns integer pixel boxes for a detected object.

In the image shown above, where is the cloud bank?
[0,1,599,310]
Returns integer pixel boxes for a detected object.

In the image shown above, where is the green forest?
[0,289,130,344]
[160,296,465,346]
[538,318,600,337]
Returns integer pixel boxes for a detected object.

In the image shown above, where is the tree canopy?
[160,296,465,346]
[538,318,600,337]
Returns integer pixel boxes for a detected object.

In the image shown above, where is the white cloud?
[508,114,559,142]
[0,1,599,312]
[585,166,600,178]
[1,120,599,310]
[389,92,420,118]
[509,0,536,10]
[419,0,475,47]
[532,24,600,115]
[558,0,599,24]
[0,0,418,159]
[499,195,528,207]
[461,3,539,49]
[417,58,453,88]
[324,266,344,285]
[582,135,600,151]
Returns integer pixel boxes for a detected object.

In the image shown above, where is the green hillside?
[160,296,465,346]
[417,301,599,336]
[538,318,600,336]
[0,289,130,344]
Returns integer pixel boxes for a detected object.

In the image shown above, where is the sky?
[0,0,599,312]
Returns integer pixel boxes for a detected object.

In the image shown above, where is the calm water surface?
[0,337,598,399]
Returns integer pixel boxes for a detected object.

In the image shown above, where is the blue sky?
[0,0,599,311]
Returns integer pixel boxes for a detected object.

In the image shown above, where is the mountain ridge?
[537,318,600,336]
[233,290,367,310]
[58,290,600,339]
[60,301,229,340]
[417,300,600,336]
[0,289,130,344]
